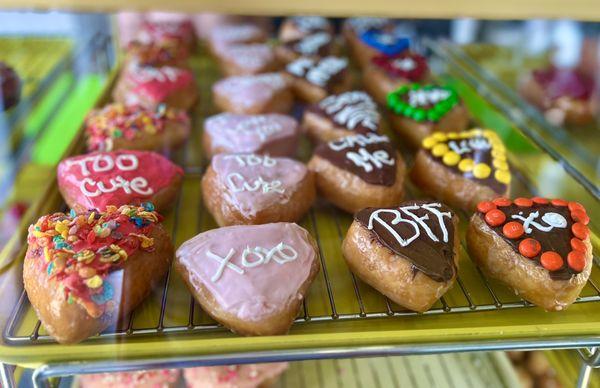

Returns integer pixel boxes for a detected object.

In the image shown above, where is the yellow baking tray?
[0,44,599,369]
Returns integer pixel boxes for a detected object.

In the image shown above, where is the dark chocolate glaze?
[0,62,21,111]
[307,91,380,134]
[479,203,577,280]
[315,133,396,186]
[428,135,508,195]
[355,201,457,282]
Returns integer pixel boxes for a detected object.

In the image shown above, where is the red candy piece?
[571,237,587,253]
[567,250,587,272]
[532,197,549,204]
[477,201,496,213]
[571,209,590,225]
[551,198,568,206]
[485,209,506,226]
[568,201,585,212]
[514,197,533,207]
[572,222,590,240]
[540,251,564,271]
[519,238,541,258]
[503,221,524,239]
[492,197,512,207]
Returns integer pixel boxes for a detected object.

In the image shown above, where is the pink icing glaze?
[212,73,289,111]
[183,363,288,388]
[125,63,195,103]
[215,43,275,73]
[208,24,265,46]
[211,154,308,217]
[176,223,317,321]
[205,113,299,156]
[80,369,180,388]
[57,150,184,211]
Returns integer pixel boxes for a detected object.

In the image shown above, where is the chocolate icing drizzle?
[315,133,396,186]
[355,201,457,282]
[308,91,380,134]
[479,203,578,280]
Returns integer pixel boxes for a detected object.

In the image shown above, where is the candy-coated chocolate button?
[567,250,586,272]
[514,197,533,207]
[473,163,491,179]
[551,198,568,206]
[422,137,437,149]
[570,237,587,253]
[519,238,541,258]
[493,197,511,207]
[494,170,511,184]
[484,209,506,226]
[432,132,447,141]
[572,223,589,240]
[492,159,509,170]
[491,149,506,161]
[432,143,448,157]
[540,252,564,271]
[503,221,524,239]
[447,132,460,139]
[442,151,460,166]
[532,197,549,204]
[458,158,474,172]
[571,209,590,225]
[477,201,496,213]
[568,202,585,213]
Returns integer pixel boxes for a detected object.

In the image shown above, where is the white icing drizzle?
[511,211,567,234]
[291,16,329,32]
[392,57,416,71]
[318,91,379,131]
[226,173,284,194]
[286,56,348,87]
[346,148,394,172]
[348,17,390,33]
[129,64,183,84]
[234,115,283,141]
[408,89,451,107]
[328,133,389,152]
[448,138,491,155]
[225,44,273,69]
[293,32,331,55]
[367,203,452,246]
[207,242,299,282]
[65,154,154,198]
[224,154,277,168]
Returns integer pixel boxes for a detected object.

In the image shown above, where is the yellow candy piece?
[491,149,506,160]
[442,151,460,166]
[458,158,474,172]
[432,143,449,157]
[85,275,103,289]
[432,132,447,142]
[422,137,437,149]
[473,163,492,179]
[493,159,509,171]
[495,169,511,184]
[88,212,96,224]
[483,129,497,138]
[32,230,48,238]
[447,132,460,139]
[469,128,484,136]
[43,246,51,262]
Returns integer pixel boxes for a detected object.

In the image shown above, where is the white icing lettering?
[207,248,245,282]
[346,148,394,172]
[294,32,331,55]
[226,173,284,194]
[79,176,153,198]
[224,154,277,168]
[448,138,491,155]
[328,133,389,152]
[286,56,348,87]
[511,211,567,234]
[408,89,450,107]
[319,91,379,131]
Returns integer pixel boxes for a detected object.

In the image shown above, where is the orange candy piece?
[572,223,589,240]
[519,238,541,258]
[568,201,585,212]
[571,209,590,225]
[551,198,568,206]
[567,250,587,272]
[570,237,587,253]
[532,197,549,204]
[484,209,506,226]
[477,201,496,213]
[540,251,564,271]
[514,197,533,207]
[493,197,512,207]
[503,221,524,239]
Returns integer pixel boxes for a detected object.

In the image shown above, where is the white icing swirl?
[318,91,379,131]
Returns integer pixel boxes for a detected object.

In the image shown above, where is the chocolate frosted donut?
[0,62,21,111]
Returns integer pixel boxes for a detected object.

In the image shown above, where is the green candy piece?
[112,129,123,138]
[413,108,426,122]
[427,110,440,122]
[403,105,414,117]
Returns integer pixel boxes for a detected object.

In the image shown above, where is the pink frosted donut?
[183,363,288,388]
[79,369,180,388]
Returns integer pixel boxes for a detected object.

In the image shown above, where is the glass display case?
[0,7,598,388]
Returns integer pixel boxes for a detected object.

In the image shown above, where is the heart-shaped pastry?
[175,222,320,335]
[308,133,405,213]
[364,51,429,104]
[387,83,469,147]
[411,129,511,211]
[85,103,191,152]
[207,24,267,52]
[212,73,293,114]
[203,113,300,158]
[342,200,459,312]
[276,32,336,63]
[202,154,315,226]
[279,16,332,42]
[303,91,382,141]
[113,63,198,111]
[285,56,351,103]
[23,204,173,343]
[213,43,279,76]
[57,150,184,213]
[468,197,593,311]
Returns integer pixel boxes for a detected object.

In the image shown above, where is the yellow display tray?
[0,46,599,370]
